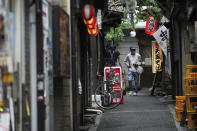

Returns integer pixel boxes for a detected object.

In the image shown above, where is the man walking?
[124,45,141,96]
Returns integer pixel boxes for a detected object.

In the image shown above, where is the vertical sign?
[104,67,122,89]
[0,69,2,106]
[0,13,14,73]
[0,112,10,131]
[0,14,4,43]
[59,9,70,76]
[152,41,162,73]
[97,9,102,30]
[194,21,197,52]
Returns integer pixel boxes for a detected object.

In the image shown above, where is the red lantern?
[81,4,99,36]
[145,16,157,35]
[87,22,99,36]
[81,4,95,20]
[83,16,97,29]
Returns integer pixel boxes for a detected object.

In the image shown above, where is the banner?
[152,41,162,73]
[104,67,122,89]
[153,25,169,56]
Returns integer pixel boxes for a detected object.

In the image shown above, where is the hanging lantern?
[83,16,97,29]
[81,4,99,36]
[81,4,95,20]
[145,16,157,35]
[87,22,99,36]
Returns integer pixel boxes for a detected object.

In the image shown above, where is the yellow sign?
[3,73,13,83]
[152,41,163,73]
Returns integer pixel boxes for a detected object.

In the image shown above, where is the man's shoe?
[133,92,137,96]
[128,91,132,96]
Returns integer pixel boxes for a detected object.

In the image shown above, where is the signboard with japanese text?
[145,16,157,35]
[0,13,14,73]
[0,112,10,131]
[152,41,163,73]
[42,0,49,31]
[153,25,169,56]
[104,67,122,89]
[104,67,122,104]
[97,10,102,29]
[0,69,2,106]
[52,6,70,77]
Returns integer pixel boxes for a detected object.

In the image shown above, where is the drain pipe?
[29,2,38,131]
[70,0,78,130]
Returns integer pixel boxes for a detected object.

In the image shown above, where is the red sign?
[104,67,122,89]
[104,67,123,104]
[145,16,157,35]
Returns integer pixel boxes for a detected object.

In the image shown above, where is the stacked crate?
[175,96,186,121]
[185,65,197,130]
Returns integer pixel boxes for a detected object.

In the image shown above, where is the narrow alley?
[97,89,177,131]
[0,0,197,131]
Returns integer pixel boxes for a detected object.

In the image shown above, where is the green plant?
[135,0,163,22]
[105,27,125,42]
[105,0,163,43]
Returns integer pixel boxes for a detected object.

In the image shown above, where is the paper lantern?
[145,16,157,35]
[83,16,96,29]
[87,22,99,36]
[81,4,95,20]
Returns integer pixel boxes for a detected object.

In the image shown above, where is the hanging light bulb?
[130,30,136,37]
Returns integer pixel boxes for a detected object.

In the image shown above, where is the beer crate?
[187,112,196,130]
[185,78,197,95]
[186,95,197,112]
[186,65,197,78]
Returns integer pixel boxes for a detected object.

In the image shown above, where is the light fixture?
[130,30,136,37]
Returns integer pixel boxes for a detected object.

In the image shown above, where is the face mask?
[130,50,135,55]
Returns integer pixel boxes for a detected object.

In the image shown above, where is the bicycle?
[94,67,123,109]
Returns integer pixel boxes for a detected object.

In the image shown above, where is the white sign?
[0,112,10,131]
[42,0,49,30]
[97,10,102,29]
[153,25,169,56]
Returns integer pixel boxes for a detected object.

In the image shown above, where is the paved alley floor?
[97,88,177,131]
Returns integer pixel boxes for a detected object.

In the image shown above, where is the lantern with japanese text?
[87,22,99,36]
[81,4,99,36]
[81,4,95,20]
[83,16,97,29]
[145,16,157,35]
